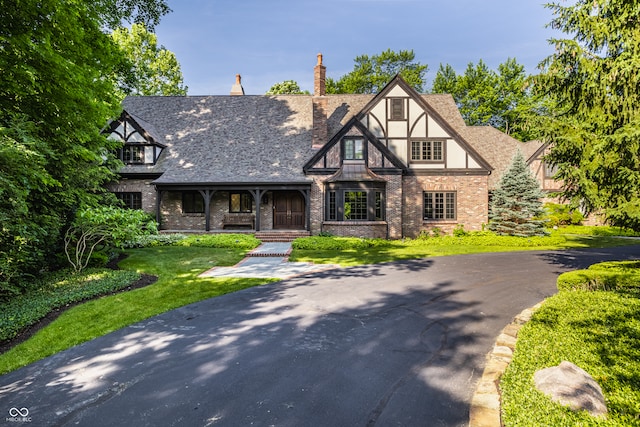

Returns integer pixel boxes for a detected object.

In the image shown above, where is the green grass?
[501,262,640,426]
[0,226,637,375]
[0,246,275,374]
[289,228,640,266]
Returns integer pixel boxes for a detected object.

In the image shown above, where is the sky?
[154,1,561,96]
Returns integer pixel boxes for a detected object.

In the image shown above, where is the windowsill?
[323,221,387,225]
[422,219,456,223]
[182,213,205,217]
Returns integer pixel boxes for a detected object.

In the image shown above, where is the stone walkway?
[199,242,340,279]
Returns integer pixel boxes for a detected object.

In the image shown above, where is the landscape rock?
[534,361,608,417]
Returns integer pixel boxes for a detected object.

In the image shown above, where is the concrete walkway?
[199,242,341,279]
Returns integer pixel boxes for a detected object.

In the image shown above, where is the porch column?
[302,189,311,231]
[155,189,164,229]
[249,189,265,231]
[198,189,215,231]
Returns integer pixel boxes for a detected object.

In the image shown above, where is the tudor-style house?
[105,54,548,239]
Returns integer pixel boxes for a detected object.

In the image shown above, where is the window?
[182,191,204,214]
[328,191,337,220]
[375,192,384,220]
[230,192,252,213]
[122,145,145,164]
[543,161,558,178]
[390,98,405,120]
[115,192,142,210]
[424,192,456,220]
[325,186,385,222]
[343,138,364,160]
[411,141,443,161]
[344,191,367,220]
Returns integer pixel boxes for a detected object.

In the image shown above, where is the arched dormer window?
[104,111,164,166]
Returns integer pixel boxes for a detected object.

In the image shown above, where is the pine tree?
[488,152,547,237]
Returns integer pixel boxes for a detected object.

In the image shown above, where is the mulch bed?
[0,254,157,355]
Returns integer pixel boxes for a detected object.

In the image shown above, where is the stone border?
[469,302,544,427]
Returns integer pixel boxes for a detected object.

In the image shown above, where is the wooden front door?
[273,191,305,229]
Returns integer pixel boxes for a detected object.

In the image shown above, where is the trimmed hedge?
[557,261,640,292]
[0,269,140,343]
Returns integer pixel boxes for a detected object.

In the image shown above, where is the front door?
[273,191,305,229]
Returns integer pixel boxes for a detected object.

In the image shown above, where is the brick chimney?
[230,74,244,95]
[312,53,328,148]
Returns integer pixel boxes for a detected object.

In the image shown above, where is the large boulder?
[534,361,607,417]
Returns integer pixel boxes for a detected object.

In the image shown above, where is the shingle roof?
[119,91,534,187]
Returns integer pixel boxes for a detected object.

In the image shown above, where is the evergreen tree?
[536,0,640,230]
[488,152,547,237]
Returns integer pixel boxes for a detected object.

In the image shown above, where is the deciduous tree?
[327,49,428,94]
[111,23,187,96]
[266,80,309,95]
[431,58,540,141]
[0,0,170,293]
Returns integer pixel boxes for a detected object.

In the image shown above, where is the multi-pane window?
[115,192,142,210]
[375,192,384,221]
[230,192,252,213]
[183,191,205,213]
[411,141,443,161]
[344,191,367,220]
[122,145,145,164]
[107,115,162,166]
[390,98,405,120]
[325,188,385,221]
[328,191,337,220]
[343,138,364,160]
[424,192,456,220]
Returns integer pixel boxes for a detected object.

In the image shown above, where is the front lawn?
[500,261,640,426]
[0,227,637,375]
[289,227,640,266]
[0,242,274,375]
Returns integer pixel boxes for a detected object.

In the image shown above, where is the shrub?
[557,261,640,292]
[65,206,158,272]
[543,203,584,227]
[176,234,260,250]
[0,269,140,343]
[292,236,391,251]
[124,233,187,248]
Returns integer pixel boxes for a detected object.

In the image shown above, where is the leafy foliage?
[326,49,428,94]
[501,261,640,426]
[64,207,157,272]
[111,23,187,96]
[0,0,172,294]
[266,80,309,95]
[0,269,140,342]
[488,152,548,236]
[431,59,543,141]
[543,202,584,227]
[536,0,640,231]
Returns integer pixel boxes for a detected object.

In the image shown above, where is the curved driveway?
[1,245,640,426]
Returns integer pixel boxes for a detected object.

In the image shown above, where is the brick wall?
[403,174,489,237]
[106,179,156,213]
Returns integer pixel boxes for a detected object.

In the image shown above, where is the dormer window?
[343,137,364,160]
[104,111,164,166]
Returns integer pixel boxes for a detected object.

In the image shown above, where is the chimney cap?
[317,53,323,66]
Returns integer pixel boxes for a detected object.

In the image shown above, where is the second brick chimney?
[312,53,328,148]
[230,74,245,96]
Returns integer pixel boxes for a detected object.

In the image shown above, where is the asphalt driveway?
[1,245,640,426]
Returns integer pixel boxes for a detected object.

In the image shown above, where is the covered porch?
[154,183,312,233]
